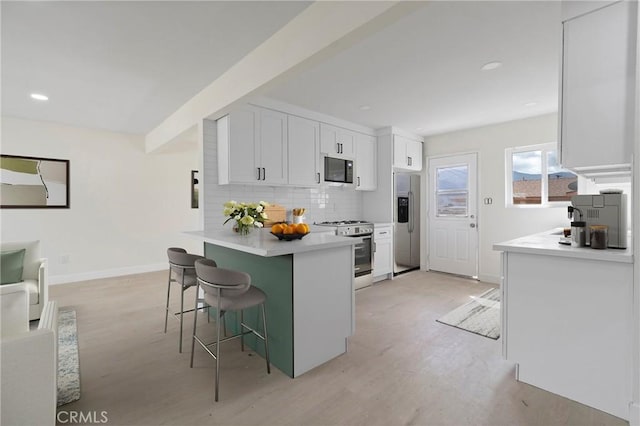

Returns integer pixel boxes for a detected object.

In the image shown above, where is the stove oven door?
[353,235,373,290]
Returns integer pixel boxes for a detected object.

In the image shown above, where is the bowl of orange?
[270,223,310,241]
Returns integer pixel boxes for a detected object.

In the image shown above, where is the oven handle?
[354,237,371,249]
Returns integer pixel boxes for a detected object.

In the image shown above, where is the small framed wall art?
[1,154,70,208]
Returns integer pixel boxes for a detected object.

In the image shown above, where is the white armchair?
[1,240,48,321]
[1,284,58,426]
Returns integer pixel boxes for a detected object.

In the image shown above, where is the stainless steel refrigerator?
[394,173,420,274]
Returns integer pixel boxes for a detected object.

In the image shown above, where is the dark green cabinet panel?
[204,243,294,377]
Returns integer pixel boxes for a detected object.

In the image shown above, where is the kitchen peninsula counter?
[183,228,358,257]
[494,230,633,420]
[493,228,632,263]
[184,228,356,378]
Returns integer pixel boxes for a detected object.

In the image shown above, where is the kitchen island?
[494,230,633,420]
[183,229,357,378]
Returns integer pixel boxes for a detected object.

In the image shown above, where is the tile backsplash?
[203,119,363,232]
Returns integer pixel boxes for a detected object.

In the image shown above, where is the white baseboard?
[478,274,500,284]
[373,273,392,283]
[630,402,640,426]
[49,263,167,285]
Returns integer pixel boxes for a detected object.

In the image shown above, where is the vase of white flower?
[232,223,252,236]
[223,200,269,236]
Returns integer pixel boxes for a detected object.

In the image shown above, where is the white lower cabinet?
[500,251,632,420]
[373,225,393,280]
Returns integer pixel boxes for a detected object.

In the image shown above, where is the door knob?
[470,223,476,228]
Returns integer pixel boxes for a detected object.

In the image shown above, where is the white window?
[436,165,469,217]
[505,143,578,207]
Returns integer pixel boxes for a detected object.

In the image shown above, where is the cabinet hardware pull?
[317,172,321,184]
[379,231,387,234]
[256,167,261,180]
[262,167,266,180]
[357,176,361,187]
[336,142,340,154]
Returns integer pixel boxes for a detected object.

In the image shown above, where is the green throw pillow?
[1,249,26,285]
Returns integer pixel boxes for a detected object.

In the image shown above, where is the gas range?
[317,220,374,289]
[318,220,370,225]
[316,220,373,236]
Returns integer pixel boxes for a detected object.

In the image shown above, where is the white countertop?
[373,223,394,228]
[183,229,359,257]
[493,229,633,264]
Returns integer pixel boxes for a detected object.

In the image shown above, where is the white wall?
[1,117,201,284]
[424,113,567,283]
[202,119,363,231]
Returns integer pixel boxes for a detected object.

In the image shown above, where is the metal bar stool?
[190,258,270,402]
[165,247,207,353]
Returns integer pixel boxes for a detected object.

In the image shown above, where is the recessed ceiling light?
[30,93,49,101]
[481,61,502,71]
[524,102,537,107]
[359,105,371,111]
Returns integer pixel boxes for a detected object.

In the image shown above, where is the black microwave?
[324,157,354,184]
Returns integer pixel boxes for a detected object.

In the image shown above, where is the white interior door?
[428,153,478,277]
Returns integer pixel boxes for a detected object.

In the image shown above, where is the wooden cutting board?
[263,204,286,225]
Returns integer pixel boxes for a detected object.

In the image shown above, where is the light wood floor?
[51,270,626,426]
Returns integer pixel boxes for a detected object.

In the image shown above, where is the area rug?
[436,288,500,340]
[57,309,81,406]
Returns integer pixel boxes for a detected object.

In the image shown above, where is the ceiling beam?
[145,1,425,153]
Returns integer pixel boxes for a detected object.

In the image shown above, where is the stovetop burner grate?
[318,220,371,226]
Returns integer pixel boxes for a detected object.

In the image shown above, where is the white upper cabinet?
[288,115,321,186]
[219,105,258,184]
[217,100,378,187]
[355,133,377,191]
[559,1,637,176]
[218,105,288,185]
[320,123,356,159]
[393,135,423,171]
[259,108,288,184]
[405,138,423,171]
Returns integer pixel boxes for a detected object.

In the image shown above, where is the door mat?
[58,309,81,406]
[436,288,500,340]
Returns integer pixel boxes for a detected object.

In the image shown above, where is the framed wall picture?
[1,154,70,208]
[191,170,199,209]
